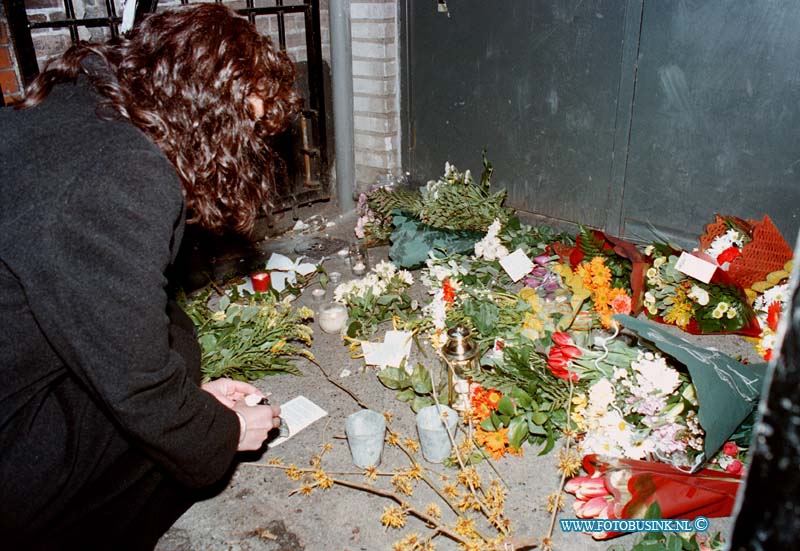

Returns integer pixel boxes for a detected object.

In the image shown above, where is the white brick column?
[350,0,400,195]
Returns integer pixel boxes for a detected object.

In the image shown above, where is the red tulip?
[565,476,609,500]
[574,495,612,518]
[552,332,574,346]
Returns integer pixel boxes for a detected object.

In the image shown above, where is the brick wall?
[0,5,24,104]
[350,0,400,194]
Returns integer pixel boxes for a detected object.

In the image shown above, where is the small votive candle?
[251,272,271,293]
[318,302,348,334]
[328,271,342,285]
[311,288,326,303]
[349,243,369,276]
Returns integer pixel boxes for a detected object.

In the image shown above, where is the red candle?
[251,272,271,292]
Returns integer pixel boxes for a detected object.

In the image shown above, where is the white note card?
[675,251,717,284]
[267,395,328,449]
[499,248,535,282]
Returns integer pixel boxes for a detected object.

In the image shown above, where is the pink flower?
[610,294,632,315]
[723,442,739,457]
[725,459,743,474]
[574,495,611,518]
[565,476,608,500]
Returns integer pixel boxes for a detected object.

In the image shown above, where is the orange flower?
[474,427,521,460]
[469,386,503,422]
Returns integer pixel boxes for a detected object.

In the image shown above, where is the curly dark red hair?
[21,4,301,233]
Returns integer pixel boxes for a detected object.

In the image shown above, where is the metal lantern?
[441,325,479,405]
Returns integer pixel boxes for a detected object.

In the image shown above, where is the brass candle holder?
[441,325,479,406]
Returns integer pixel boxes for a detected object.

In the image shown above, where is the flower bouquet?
[699,214,793,290]
[363,154,514,269]
[333,260,416,340]
[642,242,760,336]
[565,454,743,540]
[182,291,315,383]
[746,261,793,360]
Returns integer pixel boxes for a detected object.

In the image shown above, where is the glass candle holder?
[250,272,271,293]
[348,242,369,276]
[318,302,348,334]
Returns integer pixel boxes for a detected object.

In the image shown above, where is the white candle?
[318,303,348,334]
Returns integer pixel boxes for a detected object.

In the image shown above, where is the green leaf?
[497,395,516,416]
[376,293,400,306]
[377,367,411,390]
[411,395,433,412]
[410,364,433,394]
[395,388,417,402]
[532,411,548,425]
[507,416,529,448]
[510,387,533,409]
[241,305,260,322]
[198,334,217,351]
[346,320,362,339]
[665,535,683,551]
[218,295,230,311]
[644,501,663,520]
[480,416,498,431]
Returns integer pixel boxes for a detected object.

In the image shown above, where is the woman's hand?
[233,401,282,451]
[201,378,263,408]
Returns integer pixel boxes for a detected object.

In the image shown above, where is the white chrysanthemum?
[373,260,397,280]
[423,291,448,330]
[761,332,777,350]
[688,285,710,306]
[588,379,616,411]
[754,283,790,312]
[653,256,666,268]
[397,269,414,286]
[632,352,680,395]
[705,229,745,261]
[644,291,656,305]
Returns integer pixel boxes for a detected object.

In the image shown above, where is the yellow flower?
[391,474,414,496]
[298,484,314,496]
[457,466,481,489]
[403,438,420,453]
[363,466,378,480]
[211,310,227,322]
[546,492,565,513]
[406,463,423,480]
[267,457,283,466]
[425,503,442,519]
[454,516,478,537]
[518,287,541,311]
[270,339,286,353]
[557,448,582,477]
[522,312,543,334]
[386,430,401,446]
[285,465,303,480]
[380,505,407,529]
[663,299,694,328]
[312,469,334,489]
[443,483,461,499]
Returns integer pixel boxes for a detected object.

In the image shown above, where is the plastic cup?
[416,405,458,463]
[345,410,386,468]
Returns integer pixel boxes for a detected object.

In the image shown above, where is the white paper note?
[362,330,413,371]
[675,251,717,284]
[499,248,535,282]
[267,395,328,449]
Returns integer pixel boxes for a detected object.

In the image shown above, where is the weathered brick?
[0,46,12,69]
[350,3,395,20]
[0,22,8,44]
[0,69,21,95]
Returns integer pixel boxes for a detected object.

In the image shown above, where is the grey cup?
[416,405,458,463]
[345,409,386,468]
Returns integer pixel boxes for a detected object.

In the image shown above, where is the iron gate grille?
[4,0,330,214]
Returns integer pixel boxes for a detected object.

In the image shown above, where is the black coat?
[0,79,239,535]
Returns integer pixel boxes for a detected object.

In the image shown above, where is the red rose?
[722,442,739,457]
[725,459,743,475]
